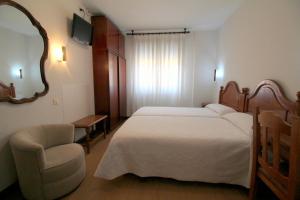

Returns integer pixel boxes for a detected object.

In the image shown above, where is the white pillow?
[205,103,236,115]
[222,112,253,135]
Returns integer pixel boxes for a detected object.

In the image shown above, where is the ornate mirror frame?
[0,0,49,104]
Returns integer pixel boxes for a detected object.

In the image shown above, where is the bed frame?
[246,80,300,122]
[246,80,299,156]
[219,80,300,119]
[0,82,15,98]
[248,80,300,198]
[219,81,249,112]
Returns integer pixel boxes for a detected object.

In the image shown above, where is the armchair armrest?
[42,124,75,148]
[10,132,46,170]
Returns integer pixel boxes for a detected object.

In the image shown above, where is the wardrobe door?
[107,20,119,54]
[92,16,108,49]
[118,33,125,58]
[118,57,127,117]
[93,50,109,114]
[108,52,120,128]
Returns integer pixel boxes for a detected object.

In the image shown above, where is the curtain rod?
[126,28,190,36]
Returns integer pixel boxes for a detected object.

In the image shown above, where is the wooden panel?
[93,49,109,114]
[92,16,126,129]
[250,109,300,200]
[91,16,107,50]
[107,20,119,53]
[118,33,125,58]
[108,53,119,128]
[92,16,122,54]
[118,57,127,117]
[246,80,299,122]
[218,81,249,112]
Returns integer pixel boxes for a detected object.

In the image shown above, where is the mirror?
[0,0,48,104]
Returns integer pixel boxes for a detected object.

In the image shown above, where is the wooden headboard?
[0,82,15,98]
[246,80,300,122]
[219,81,249,112]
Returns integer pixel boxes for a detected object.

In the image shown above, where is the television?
[71,14,93,45]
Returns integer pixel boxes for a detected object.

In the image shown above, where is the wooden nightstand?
[73,115,107,153]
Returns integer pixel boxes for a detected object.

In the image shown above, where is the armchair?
[10,124,86,200]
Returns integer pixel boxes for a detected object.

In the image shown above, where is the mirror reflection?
[0,5,45,100]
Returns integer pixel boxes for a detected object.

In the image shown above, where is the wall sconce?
[11,66,23,79]
[19,68,23,79]
[213,69,216,82]
[54,46,66,62]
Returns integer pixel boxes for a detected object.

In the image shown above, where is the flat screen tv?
[71,14,93,45]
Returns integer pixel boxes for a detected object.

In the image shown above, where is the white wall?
[0,0,94,191]
[215,0,300,100]
[192,31,218,106]
[0,27,29,98]
[27,35,45,94]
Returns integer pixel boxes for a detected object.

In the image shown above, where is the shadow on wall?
[0,139,17,191]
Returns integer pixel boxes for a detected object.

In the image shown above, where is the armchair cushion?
[43,143,85,183]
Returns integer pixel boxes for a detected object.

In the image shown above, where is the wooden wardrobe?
[92,16,126,129]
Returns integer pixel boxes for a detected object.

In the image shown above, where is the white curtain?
[126,33,197,115]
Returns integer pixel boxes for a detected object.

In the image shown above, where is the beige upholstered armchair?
[10,124,86,200]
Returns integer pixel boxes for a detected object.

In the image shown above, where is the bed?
[133,81,248,117]
[94,80,300,188]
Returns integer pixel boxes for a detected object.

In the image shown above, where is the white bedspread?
[94,116,251,188]
[132,106,219,117]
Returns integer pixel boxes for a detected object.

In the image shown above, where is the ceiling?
[82,0,244,32]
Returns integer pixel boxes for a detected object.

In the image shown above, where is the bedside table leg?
[85,127,91,154]
[103,119,107,139]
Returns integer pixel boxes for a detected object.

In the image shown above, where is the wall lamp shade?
[12,67,23,79]
[54,46,66,62]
